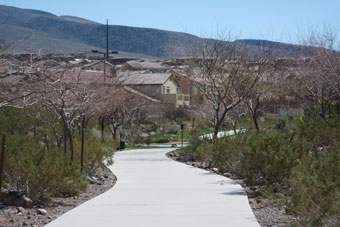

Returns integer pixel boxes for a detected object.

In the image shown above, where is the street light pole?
[91,50,118,82]
[106,19,109,63]
[91,19,118,82]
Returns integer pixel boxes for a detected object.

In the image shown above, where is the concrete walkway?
[46,148,260,227]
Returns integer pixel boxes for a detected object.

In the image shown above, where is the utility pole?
[106,19,109,62]
[91,19,118,82]
[104,19,108,82]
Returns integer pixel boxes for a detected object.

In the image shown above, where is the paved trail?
[46,148,260,227]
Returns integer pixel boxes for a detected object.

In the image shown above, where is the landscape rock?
[17,207,26,214]
[37,208,47,215]
[86,176,96,184]
[223,172,231,178]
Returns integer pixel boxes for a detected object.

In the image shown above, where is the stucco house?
[82,60,116,77]
[120,72,190,107]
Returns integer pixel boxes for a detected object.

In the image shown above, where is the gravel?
[0,166,117,227]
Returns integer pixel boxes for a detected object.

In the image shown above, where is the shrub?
[4,134,87,204]
[240,131,308,187]
[152,137,170,143]
[73,136,115,176]
[176,130,207,162]
[211,135,245,175]
[289,141,340,226]
[144,137,153,146]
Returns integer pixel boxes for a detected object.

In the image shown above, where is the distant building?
[121,60,168,73]
[120,72,190,107]
[82,60,116,77]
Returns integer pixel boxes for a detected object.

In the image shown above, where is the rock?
[22,222,29,226]
[21,196,33,208]
[86,176,96,184]
[103,175,109,179]
[212,168,218,172]
[37,208,47,215]
[223,172,231,178]
[17,207,26,214]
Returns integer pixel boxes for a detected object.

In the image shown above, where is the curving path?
[46,148,260,227]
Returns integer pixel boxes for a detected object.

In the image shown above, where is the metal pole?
[0,133,6,201]
[104,53,106,82]
[81,115,85,172]
[181,124,184,148]
[106,19,109,62]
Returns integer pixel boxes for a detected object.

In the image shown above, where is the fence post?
[0,133,6,201]
[81,115,85,172]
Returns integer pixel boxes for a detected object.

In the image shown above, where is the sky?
[2,0,340,44]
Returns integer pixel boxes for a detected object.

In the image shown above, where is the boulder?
[37,208,47,215]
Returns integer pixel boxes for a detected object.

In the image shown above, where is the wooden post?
[328,103,332,119]
[81,115,85,172]
[0,134,6,201]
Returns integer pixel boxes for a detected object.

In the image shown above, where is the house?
[171,69,204,107]
[119,72,190,107]
[121,59,168,73]
[82,60,116,77]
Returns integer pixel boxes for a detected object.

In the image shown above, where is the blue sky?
[2,0,340,44]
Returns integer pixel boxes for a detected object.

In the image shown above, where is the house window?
[193,85,199,96]
[96,67,101,71]
[176,87,182,94]
[162,86,171,94]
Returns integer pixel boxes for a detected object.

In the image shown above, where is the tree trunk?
[213,124,220,140]
[232,123,237,135]
[253,114,260,132]
[68,129,74,165]
[63,126,67,155]
[99,117,105,142]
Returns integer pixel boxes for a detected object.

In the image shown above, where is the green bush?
[4,134,87,204]
[152,137,170,143]
[144,137,153,146]
[211,135,244,175]
[289,141,340,226]
[240,131,308,187]
[176,130,206,161]
[73,136,115,176]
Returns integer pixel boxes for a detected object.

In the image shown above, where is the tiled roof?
[120,72,171,85]
[123,86,160,103]
[126,60,167,69]
[82,60,114,68]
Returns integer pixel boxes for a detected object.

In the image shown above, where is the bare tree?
[29,68,111,164]
[295,28,340,118]
[188,33,270,137]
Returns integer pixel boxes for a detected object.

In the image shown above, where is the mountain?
[0,5,311,58]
